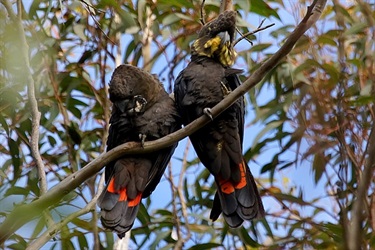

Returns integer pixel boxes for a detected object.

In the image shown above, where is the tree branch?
[1,0,48,194]
[26,175,105,249]
[220,0,233,13]
[140,3,154,72]
[2,0,55,231]
[0,0,327,243]
[200,0,206,25]
[233,21,275,47]
[348,112,375,249]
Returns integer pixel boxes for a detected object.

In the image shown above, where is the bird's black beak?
[114,99,129,113]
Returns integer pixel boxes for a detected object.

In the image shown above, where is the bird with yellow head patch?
[191,10,238,67]
[174,10,265,228]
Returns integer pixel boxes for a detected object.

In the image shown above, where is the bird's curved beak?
[218,31,230,45]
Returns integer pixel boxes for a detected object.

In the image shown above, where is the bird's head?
[108,65,162,113]
[191,10,237,67]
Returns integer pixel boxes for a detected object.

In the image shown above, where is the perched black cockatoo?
[98,65,180,238]
[174,10,265,227]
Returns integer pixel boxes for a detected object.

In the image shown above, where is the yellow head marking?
[204,36,221,51]
[218,43,237,66]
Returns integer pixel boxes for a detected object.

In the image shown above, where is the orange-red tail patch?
[107,178,142,205]
[218,162,247,194]
[128,193,142,207]
[234,162,247,190]
[107,178,116,193]
[219,179,235,194]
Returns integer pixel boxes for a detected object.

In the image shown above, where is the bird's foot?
[139,133,147,148]
[127,95,147,116]
[220,81,231,97]
[203,108,214,120]
[133,95,147,113]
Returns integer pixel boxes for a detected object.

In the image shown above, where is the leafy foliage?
[0,0,374,249]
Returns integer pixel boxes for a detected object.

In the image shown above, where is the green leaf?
[73,24,87,42]
[149,230,171,249]
[317,34,337,47]
[321,63,339,83]
[188,243,223,250]
[343,22,368,36]
[249,43,272,52]
[237,227,259,247]
[312,152,326,184]
[31,217,46,240]
[250,0,280,19]
[71,218,93,231]
[175,13,194,21]
[293,59,321,75]
[77,231,89,250]
[272,193,310,206]
[252,120,284,149]
[158,0,194,8]
[162,14,181,26]
[0,114,9,135]
[118,9,139,34]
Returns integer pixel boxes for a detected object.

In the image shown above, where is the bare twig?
[167,162,181,250]
[177,141,191,244]
[79,0,116,45]
[114,233,131,250]
[234,22,275,47]
[220,0,233,13]
[173,141,191,250]
[26,174,105,249]
[0,0,327,242]
[2,0,54,228]
[200,0,206,25]
[2,0,48,194]
[235,27,254,46]
[140,3,154,72]
[348,118,375,250]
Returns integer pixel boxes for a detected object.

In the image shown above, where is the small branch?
[220,0,233,13]
[233,21,275,47]
[348,121,375,250]
[167,162,181,250]
[0,0,17,21]
[0,0,327,242]
[26,175,105,249]
[79,0,116,45]
[200,0,206,25]
[177,141,191,243]
[1,0,48,195]
[235,27,253,46]
[172,141,191,250]
[140,3,154,71]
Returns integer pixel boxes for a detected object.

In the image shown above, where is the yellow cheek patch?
[219,43,237,66]
[193,38,237,66]
[203,36,221,54]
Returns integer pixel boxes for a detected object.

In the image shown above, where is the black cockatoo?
[174,10,265,227]
[98,65,180,238]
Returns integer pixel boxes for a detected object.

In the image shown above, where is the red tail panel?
[234,162,247,190]
[128,193,142,207]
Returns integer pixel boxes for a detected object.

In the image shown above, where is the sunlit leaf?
[188,243,223,250]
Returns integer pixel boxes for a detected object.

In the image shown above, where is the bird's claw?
[203,108,213,120]
[139,133,147,148]
[220,81,231,97]
[133,95,147,113]
[127,95,147,116]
